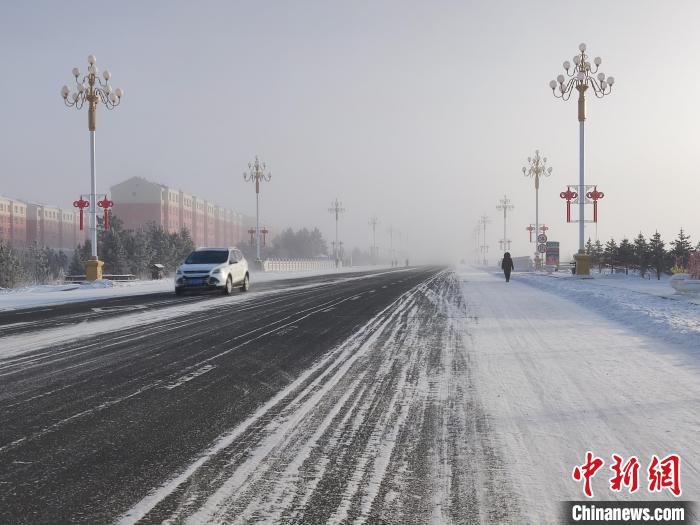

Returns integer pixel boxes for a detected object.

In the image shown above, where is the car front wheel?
[223,275,233,295]
[240,273,249,292]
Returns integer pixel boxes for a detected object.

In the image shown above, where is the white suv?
[175,247,249,295]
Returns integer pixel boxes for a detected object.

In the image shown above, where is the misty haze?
[0,2,698,524]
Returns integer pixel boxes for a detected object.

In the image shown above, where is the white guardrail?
[260,258,339,272]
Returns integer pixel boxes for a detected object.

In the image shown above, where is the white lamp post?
[61,54,123,280]
[328,198,345,267]
[550,43,614,275]
[496,194,514,252]
[522,150,552,269]
[243,156,271,264]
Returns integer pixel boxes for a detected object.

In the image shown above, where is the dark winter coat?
[501,257,514,272]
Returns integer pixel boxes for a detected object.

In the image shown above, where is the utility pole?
[496,194,514,252]
[328,198,345,267]
[368,215,379,264]
[479,214,490,266]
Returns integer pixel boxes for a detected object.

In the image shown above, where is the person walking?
[501,252,514,282]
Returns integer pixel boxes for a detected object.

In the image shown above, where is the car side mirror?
[229,259,238,264]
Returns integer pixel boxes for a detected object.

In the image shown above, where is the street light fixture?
[496,194,514,252]
[368,215,379,264]
[328,198,345,267]
[61,54,123,280]
[479,214,490,266]
[550,42,614,275]
[243,156,271,264]
[522,150,552,269]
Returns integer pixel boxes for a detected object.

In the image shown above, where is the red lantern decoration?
[97,196,114,231]
[560,188,578,223]
[248,228,256,246]
[526,225,535,242]
[585,186,605,223]
[73,197,90,231]
[539,224,549,233]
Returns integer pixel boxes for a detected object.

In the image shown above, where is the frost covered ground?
[459,267,700,521]
[0,265,388,311]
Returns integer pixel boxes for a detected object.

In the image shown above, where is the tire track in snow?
[118,270,521,524]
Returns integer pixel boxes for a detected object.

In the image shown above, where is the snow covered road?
[1,266,697,524]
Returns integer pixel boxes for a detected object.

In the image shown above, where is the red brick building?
[110,177,251,247]
[0,195,81,251]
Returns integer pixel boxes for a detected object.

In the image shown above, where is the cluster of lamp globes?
[549,43,615,94]
[60,55,124,105]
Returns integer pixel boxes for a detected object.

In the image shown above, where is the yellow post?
[85,256,104,281]
[574,252,590,276]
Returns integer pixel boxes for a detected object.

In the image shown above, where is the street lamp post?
[522,150,552,269]
[328,198,345,267]
[550,42,614,275]
[368,215,379,264]
[496,194,514,252]
[479,214,490,266]
[61,54,123,280]
[243,156,271,265]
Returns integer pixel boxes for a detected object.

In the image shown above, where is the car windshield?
[185,250,228,264]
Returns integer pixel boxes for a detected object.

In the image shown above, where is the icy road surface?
[1,267,698,523]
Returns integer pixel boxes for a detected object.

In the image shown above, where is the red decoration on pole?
[97,196,114,231]
[261,227,269,247]
[73,197,90,231]
[539,224,549,233]
[526,225,535,243]
[560,188,578,223]
[585,186,605,223]
[248,228,256,246]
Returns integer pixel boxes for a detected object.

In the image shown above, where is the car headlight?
[176,267,183,275]
[210,268,224,275]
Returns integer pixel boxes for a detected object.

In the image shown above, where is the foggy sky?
[1,0,699,263]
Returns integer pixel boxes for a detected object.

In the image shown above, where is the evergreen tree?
[100,229,129,275]
[618,238,634,275]
[23,242,51,284]
[0,241,23,288]
[649,231,667,280]
[670,228,693,268]
[603,238,618,273]
[147,224,176,270]
[633,233,649,278]
[593,239,605,273]
[172,228,195,268]
[69,241,92,275]
[125,230,153,278]
[48,249,69,280]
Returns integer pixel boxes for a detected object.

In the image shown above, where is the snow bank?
[515,271,700,351]
[0,266,392,312]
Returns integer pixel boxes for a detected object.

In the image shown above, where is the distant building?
[110,176,253,247]
[0,195,81,251]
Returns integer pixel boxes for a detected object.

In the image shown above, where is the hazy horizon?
[1,1,699,264]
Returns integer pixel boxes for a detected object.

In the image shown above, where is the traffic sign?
[537,234,548,244]
[537,243,547,253]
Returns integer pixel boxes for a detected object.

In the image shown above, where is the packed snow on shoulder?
[0,266,394,312]
[514,271,700,350]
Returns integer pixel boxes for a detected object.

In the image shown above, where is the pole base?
[85,257,104,281]
[573,253,591,276]
[534,255,542,270]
